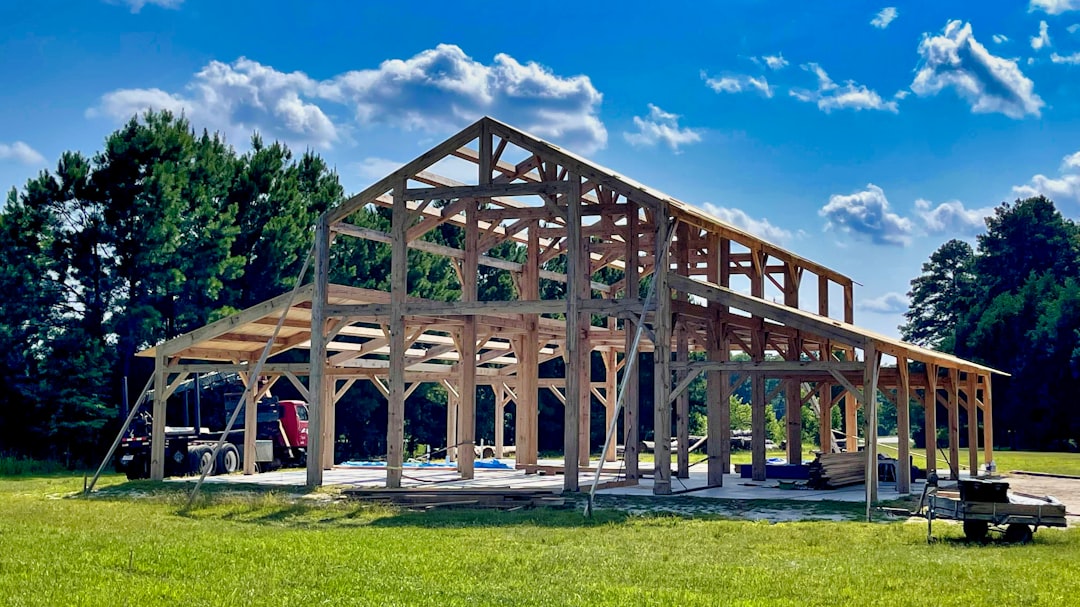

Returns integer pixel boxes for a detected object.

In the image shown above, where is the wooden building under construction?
[138,117,1004,499]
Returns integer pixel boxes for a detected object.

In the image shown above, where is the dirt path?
[1004,472,1080,521]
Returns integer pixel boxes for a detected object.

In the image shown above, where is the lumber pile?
[343,487,566,510]
[808,451,866,489]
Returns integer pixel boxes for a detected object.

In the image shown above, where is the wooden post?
[966,371,979,476]
[387,178,408,488]
[705,233,726,486]
[602,347,617,462]
[446,382,458,463]
[750,246,766,482]
[948,367,960,480]
[494,384,505,458]
[784,264,802,464]
[925,364,938,477]
[653,216,672,495]
[863,343,880,510]
[244,375,257,474]
[675,223,690,479]
[718,237,732,473]
[322,375,334,470]
[150,353,167,481]
[578,236,592,469]
[516,220,541,467]
[897,358,911,494]
[818,382,832,454]
[564,171,584,491]
[306,215,329,488]
[982,374,994,470]
[623,203,640,480]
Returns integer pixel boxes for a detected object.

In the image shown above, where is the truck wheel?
[187,446,215,476]
[125,457,149,480]
[1004,524,1033,544]
[963,520,989,542]
[216,444,240,475]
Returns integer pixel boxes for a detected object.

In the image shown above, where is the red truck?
[115,372,308,479]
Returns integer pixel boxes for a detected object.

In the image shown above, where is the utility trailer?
[115,372,308,479]
[922,477,1067,543]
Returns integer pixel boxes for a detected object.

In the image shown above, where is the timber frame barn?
[139,117,1005,499]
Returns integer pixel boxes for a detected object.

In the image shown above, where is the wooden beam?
[864,344,880,515]
[564,172,585,490]
[387,178,408,488]
[675,221,690,480]
[624,202,641,480]
[966,371,979,476]
[897,358,911,494]
[403,180,568,202]
[983,374,994,470]
[306,216,329,489]
[948,367,960,480]
[653,216,673,495]
[150,353,167,481]
[925,363,938,476]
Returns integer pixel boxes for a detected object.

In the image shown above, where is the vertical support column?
[844,390,858,454]
[784,265,802,464]
[897,358,911,494]
[925,364,938,477]
[494,384,505,458]
[387,179,408,489]
[564,171,584,491]
[306,215,330,488]
[705,233,726,487]
[623,203,640,480]
[982,375,994,471]
[516,220,541,467]
[749,246,766,482]
[445,382,458,463]
[674,223,690,479]
[602,347,617,462]
[322,375,335,470]
[718,237,732,473]
[818,382,832,454]
[966,371,979,476]
[947,367,960,480]
[244,375,257,474]
[863,343,880,514]
[578,240,592,469]
[150,353,167,481]
[652,215,673,495]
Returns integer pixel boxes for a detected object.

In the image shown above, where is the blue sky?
[4,0,1080,337]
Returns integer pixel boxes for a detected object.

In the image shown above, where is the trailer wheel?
[216,444,240,475]
[963,520,989,542]
[187,446,215,476]
[125,456,149,480]
[1004,523,1033,544]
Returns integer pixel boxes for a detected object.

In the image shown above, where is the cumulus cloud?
[623,104,702,152]
[1032,20,1052,50]
[107,0,183,12]
[790,63,898,113]
[702,72,773,97]
[1069,24,1080,33]
[993,34,1010,44]
[89,45,608,153]
[911,20,1044,119]
[1051,51,1080,63]
[1012,149,1080,203]
[0,141,46,165]
[1030,0,1080,14]
[759,54,789,70]
[858,292,910,314]
[915,199,992,235]
[871,7,898,29]
[702,203,794,244]
[819,184,915,246]
[355,157,404,181]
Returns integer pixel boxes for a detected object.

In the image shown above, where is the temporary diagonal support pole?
[85,374,155,494]
[183,243,314,510]
[585,217,677,516]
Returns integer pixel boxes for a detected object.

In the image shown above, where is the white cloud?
[108,0,183,12]
[1030,0,1080,14]
[356,157,403,181]
[1068,24,1080,33]
[871,7,898,29]
[1032,20,1052,50]
[702,203,793,244]
[761,54,789,70]
[912,20,1044,119]
[915,199,992,235]
[859,292,910,314]
[0,141,46,165]
[790,63,898,113]
[703,72,773,97]
[90,45,608,153]
[1051,51,1080,63]
[819,184,915,246]
[1012,149,1080,202]
[623,104,702,152]
[993,34,1010,44]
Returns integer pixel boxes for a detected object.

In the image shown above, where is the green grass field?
[1,472,1079,606]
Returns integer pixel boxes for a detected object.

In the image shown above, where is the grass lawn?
[2,474,1079,606]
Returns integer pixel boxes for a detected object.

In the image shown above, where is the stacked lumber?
[808,451,866,489]
[343,487,566,510]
